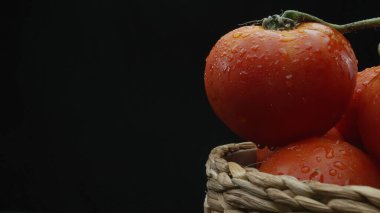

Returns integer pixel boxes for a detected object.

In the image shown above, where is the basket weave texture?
[204,142,380,213]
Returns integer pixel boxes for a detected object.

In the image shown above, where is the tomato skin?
[256,128,342,163]
[259,138,380,188]
[358,75,380,163]
[205,23,357,147]
[336,66,380,145]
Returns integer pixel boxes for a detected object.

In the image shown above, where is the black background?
[2,0,380,212]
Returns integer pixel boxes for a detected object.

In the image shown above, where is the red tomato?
[259,138,380,187]
[336,66,380,145]
[205,23,357,147]
[358,75,380,162]
[256,128,342,164]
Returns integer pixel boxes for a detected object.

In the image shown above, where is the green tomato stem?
[281,10,380,34]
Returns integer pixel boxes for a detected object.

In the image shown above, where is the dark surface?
[3,0,380,212]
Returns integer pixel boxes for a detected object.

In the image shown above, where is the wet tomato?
[336,66,380,145]
[256,127,342,163]
[205,23,357,147]
[259,137,380,187]
[358,74,380,162]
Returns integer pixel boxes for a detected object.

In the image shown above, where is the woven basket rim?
[204,142,380,213]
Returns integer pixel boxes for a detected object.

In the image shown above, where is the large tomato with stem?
[205,22,357,147]
[358,74,380,162]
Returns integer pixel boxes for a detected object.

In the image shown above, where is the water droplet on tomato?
[326,149,334,159]
[309,170,324,182]
[288,145,299,151]
[301,166,310,173]
[233,32,242,38]
[304,57,310,61]
[338,173,343,179]
[292,59,300,63]
[251,45,259,50]
[239,71,248,76]
[231,45,239,53]
[339,149,347,155]
[316,156,322,162]
[280,36,296,42]
[257,65,263,68]
[239,48,247,55]
[329,169,337,176]
[274,60,279,65]
[223,66,231,73]
[333,161,346,170]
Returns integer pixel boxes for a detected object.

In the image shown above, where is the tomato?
[336,66,380,145]
[259,138,380,187]
[256,128,342,163]
[358,74,380,162]
[205,23,357,147]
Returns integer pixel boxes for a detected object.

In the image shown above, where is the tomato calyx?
[262,15,297,31]
[281,10,380,34]
[245,10,380,34]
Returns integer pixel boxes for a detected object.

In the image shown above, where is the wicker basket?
[204,142,380,213]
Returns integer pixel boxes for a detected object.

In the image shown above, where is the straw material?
[204,142,380,213]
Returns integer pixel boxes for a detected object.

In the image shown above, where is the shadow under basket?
[204,142,380,213]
